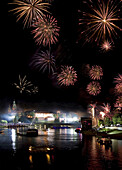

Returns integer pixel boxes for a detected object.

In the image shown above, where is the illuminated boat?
[75,128,82,133]
[29,145,54,153]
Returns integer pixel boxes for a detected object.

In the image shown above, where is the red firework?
[57,66,77,86]
[89,65,103,80]
[101,103,111,114]
[86,81,101,96]
[115,83,122,95]
[114,74,122,84]
[32,14,60,46]
[114,96,122,109]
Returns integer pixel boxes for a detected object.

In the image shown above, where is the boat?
[29,145,54,153]
[75,128,82,133]
[17,128,38,137]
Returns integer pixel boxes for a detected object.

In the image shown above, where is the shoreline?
[82,130,122,140]
[96,132,122,140]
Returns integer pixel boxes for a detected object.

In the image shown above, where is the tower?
[8,105,11,113]
[12,100,17,111]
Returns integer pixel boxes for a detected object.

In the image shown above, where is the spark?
[30,50,56,73]
[79,0,122,44]
[9,0,50,27]
[86,81,101,96]
[32,14,60,46]
[57,66,77,86]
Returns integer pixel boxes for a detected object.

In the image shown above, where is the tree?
[117,117,122,125]
[104,117,110,127]
[112,117,117,125]
[98,119,104,127]
[112,113,121,125]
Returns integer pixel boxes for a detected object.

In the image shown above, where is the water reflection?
[82,136,122,170]
[29,154,33,164]
[46,153,51,164]
[0,128,122,169]
[11,129,16,151]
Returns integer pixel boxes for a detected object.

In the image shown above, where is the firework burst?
[101,103,112,119]
[100,40,112,51]
[9,0,50,27]
[30,50,56,73]
[32,14,60,46]
[86,81,101,96]
[115,83,122,95]
[78,0,122,44]
[114,74,122,95]
[89,65,103,80]
[14,75,33,94]
[114,73,122,84]
[114,96,122,109]
[57,66,77,86]
[31,86,39,94]
[101,103,111,114]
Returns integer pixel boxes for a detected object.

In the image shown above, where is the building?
[35,112,55,122]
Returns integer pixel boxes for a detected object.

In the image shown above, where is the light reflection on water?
[11,129,16,151]
[80,136,122,170]
[0,128,122,169]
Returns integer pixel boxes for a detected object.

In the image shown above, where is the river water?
[0,128,122,170]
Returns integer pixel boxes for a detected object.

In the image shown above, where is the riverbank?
[82,129,122,139]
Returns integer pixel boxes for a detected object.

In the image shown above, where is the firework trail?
[9,0,50,27]
[30,50,56,73]
[89,65,103,80]
[78,0,122,44]
[32,14,60,46]
[86,81,101,96]
[89,103,96,118]
[57,66,77,86]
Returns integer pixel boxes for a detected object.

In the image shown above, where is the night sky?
[1,0,122,112]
